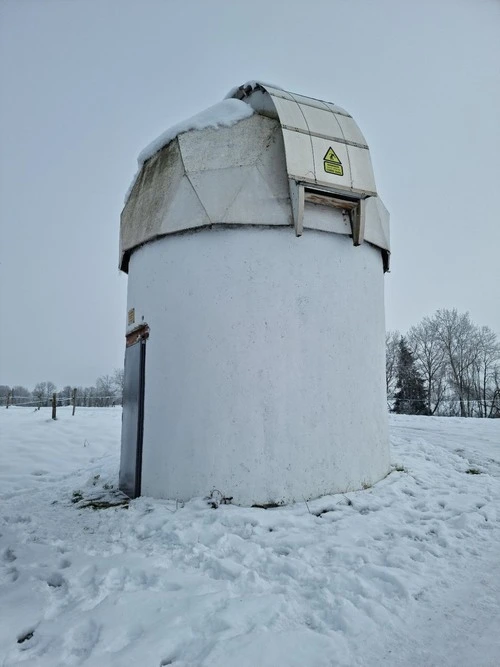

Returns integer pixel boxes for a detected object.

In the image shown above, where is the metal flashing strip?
[267,88,353,118]
[350,199,366,246]
[288,174,377,199]
[289,180,304,236]
[281,124,369,150]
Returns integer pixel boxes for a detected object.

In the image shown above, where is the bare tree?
[408,316,447,415]
[388,310,499,418]
[433,310,479,417]
[490,367,500,418]
[112,368,124,406]
[96,375,115,406]
[59,385,72,399]
[33,381,57,407]
[12,386,31,406]
[469,326,500,417]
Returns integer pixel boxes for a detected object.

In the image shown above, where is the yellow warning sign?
[323,147,344,176]
[324,147,341,162]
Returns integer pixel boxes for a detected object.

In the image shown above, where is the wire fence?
[3,395,498,419]
[1,393,122,411]
[387,396,500,418]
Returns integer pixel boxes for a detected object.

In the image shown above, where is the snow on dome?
[125,99,254,203]
[137,99,254,165]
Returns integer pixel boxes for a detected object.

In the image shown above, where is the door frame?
[121,324,149,498]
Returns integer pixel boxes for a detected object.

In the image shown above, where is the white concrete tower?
[119,82,391,506]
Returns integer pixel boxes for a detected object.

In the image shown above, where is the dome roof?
[120,83,390,272]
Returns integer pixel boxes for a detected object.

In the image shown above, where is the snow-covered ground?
[0,407,499,666]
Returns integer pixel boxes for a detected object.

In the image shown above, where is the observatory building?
[119,82,391,506]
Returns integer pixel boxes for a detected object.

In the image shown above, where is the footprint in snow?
[17,628,36,646]
[46,572,66,588]
[2,547,16,563]
[62,618,100,664]
[0,565,19,584]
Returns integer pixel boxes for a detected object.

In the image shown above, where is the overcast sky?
[0,0,499,390]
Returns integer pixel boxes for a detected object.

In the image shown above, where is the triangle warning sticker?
[323,146,344,176]
[324,147,341,163]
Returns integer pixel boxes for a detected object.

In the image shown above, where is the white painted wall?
[127,226,390,505]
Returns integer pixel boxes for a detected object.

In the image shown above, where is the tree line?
[3,310,499,419]
[387,309,500,418]
[0,369,124,408]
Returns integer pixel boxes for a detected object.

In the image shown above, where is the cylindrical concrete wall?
[127,225,389,505]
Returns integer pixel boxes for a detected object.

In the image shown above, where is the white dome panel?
[231,82,381,199]
[187,167,252,222]
[334,114,369,147]
[159,175,210,235]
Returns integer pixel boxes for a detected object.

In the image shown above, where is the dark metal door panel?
[119,338,146,498]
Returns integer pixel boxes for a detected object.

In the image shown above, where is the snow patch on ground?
[1,408,499,666]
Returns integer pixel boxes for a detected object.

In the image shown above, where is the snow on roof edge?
[124,98,254,204]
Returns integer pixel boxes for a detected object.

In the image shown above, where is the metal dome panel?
[230,82,390,266]
[231,82,377,198]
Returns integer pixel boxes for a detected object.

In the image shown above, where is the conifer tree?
[392,337,429,415]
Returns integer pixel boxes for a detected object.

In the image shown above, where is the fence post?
[52,393,57,420]
[72,388,76,416]
[6,390,11,409]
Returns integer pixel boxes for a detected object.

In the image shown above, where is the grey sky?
[1,0,499,389]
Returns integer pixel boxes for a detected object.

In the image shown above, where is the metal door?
[119,332,147,498]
